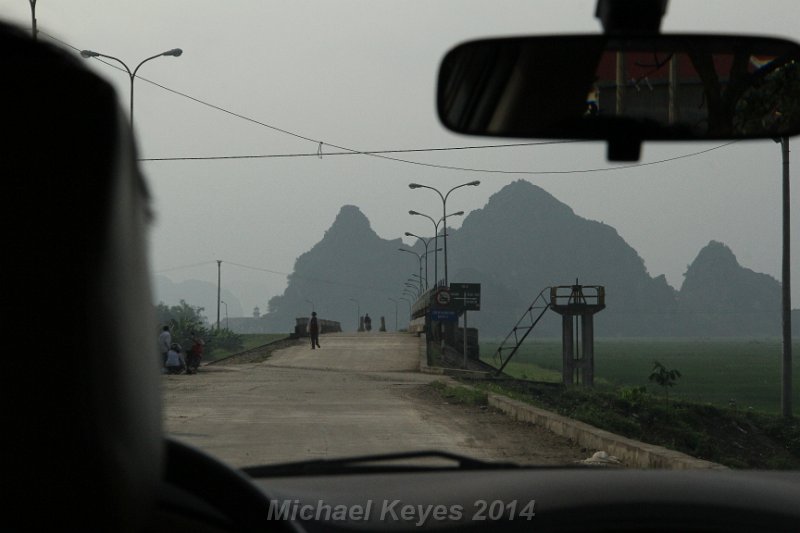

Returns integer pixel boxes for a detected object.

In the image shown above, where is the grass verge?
[206,333,288,361]
[429,381,488,406]
[459,377,800,469]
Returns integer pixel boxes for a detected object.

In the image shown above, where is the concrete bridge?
[162,332,584,468]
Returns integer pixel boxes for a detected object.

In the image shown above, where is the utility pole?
[463,310,468,369]
[779,137,792,418]
[217,260,222,332]
[28,0,37,41]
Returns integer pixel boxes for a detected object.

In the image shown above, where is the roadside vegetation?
[155,300,286,361]
[156,300,243,354]
[460,377,800,469]
[206,333,289,361]
[429,381,488,406]
[467,338,800,469]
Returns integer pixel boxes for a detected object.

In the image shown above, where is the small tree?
[649,361,681,408]
[155,300,211,350]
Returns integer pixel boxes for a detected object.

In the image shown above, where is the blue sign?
[429,309,458,322]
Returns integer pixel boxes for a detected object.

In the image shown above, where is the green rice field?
[481,338,800,414]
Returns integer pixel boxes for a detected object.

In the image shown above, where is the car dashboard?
[157,442,800,533]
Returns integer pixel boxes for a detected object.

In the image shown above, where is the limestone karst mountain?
[260,182,784,338]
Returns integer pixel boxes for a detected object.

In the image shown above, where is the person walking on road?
[158,325,171,367]
[364,313,372,332]
[308,311,321,349]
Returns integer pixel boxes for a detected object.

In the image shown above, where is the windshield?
[6,0,798,471]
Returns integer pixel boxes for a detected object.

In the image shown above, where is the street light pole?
[422,247,443,292]
[80,47,183,131]
[409,211,439,286]
[348,298,360,332]
[404,282,420,297]
[305,299,315,313]
[388,298,399,331]
[405,232,432,290]
[399,297,412,328]
[409,210,464,288]
[409,181,480,285]
[409,274,424,295]
[220,300,229,330]
[216,260,222,332]
[779,136,792,418]
[398,248,424,293]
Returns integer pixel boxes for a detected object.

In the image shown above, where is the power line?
[155,258,398,294]
[39,30,744,177]
[138,140,580,161]
[222,261,290,278]
[153,260,218,274]
[225,261,397,294]
[140,141,742,174]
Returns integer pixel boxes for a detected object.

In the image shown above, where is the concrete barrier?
[488,394,727,470]
[418,333,445,374]
[408,317,425,334]
[294,317,341,337]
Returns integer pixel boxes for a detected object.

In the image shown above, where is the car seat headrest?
[2,21,162,531]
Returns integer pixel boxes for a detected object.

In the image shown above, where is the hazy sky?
[4,0,800,316]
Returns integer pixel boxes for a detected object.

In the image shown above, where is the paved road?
[163,332,585,468]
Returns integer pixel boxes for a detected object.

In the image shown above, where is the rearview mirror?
[438,34,800,155]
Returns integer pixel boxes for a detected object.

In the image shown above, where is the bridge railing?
[294,317,342,337]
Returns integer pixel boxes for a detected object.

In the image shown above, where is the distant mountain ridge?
[258,180,785,337]
[678,240,781,336]
[445,180,678,336]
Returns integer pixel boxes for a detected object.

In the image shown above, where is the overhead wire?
[140,141,742,174]
[156,259,400,295]
[153,260,218,274]
[138,140,582,161]
[40,29,744,177]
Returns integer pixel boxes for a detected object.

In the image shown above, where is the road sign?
[450,282,481,311]
[429,309,458,322]
[434,288,451,307]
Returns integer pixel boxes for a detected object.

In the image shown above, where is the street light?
[402,292,417,308]
[408,276,424,296]
[409,209,464,287]
[404,282,420,298]
[409,181,480,285]
[388,298,399,331]
[405,232,432,290]
[220,299,229,330]
[423,247,442,290]
[398,248,424,293]
[399,297,412,328]
[305,299,315,312]
[348,298,361,332]
[80,47,183,131]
